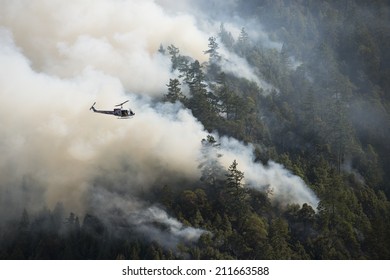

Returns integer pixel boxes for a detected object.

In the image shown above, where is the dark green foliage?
[164,78,186,103]
[223,160,249,219]
[155,0,390,260]
[0,208,176,260]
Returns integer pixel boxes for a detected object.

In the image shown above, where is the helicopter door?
[121,110,128,117]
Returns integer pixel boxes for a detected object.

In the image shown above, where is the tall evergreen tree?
[236,27,250,56]
[218,23,235,50]
[223,160,250,225]
[164,78,185,103]
[204,36,221,64]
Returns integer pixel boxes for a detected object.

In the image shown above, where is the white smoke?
[288,56,303,70]
[218,137,319,209]
[0,0,318,248]
[0,0,209,96]
[131,206,207,247]
[217,44,278,92]
[87,188,207,249]
[342,159,365,185]
[0,26,207,227]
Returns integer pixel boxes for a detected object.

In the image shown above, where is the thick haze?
[0,0,318,247]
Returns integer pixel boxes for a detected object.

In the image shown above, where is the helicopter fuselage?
[90,101,135,118]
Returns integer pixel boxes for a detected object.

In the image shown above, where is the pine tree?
[223,160,250,224]
[236,27,250,56]
[164,78,186,103]
[167,44,180,70]
[226,160,245,197]
[215,72,236,119]
[158,43,166,55]
[204,36,221,64]
[218,23,235,50]
[199,135,224,188]
[268,218,294,259]
[184,60,207,94]
[185,60,218,130]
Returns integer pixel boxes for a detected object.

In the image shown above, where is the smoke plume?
[218,137,319,208]
[0,0,318,247]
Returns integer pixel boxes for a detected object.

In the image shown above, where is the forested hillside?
[1,0,389,259]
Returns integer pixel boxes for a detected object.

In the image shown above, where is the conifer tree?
[167,44,180,70]
[223,160,250,224]
[236,27,250,56]
[164,78,186,103]
[218,23,235,50]
[204,36,221,64]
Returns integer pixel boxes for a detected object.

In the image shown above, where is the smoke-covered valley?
[1,0,390,259]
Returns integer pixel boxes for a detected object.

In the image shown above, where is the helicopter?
[90,100,135,119]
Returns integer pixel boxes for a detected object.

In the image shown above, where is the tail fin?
[90,102,96,111]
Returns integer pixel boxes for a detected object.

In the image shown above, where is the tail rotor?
[90,102,96,111]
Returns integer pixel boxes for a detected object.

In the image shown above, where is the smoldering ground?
[0,0,318,248]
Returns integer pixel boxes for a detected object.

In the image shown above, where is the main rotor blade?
[115,100,129,107]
